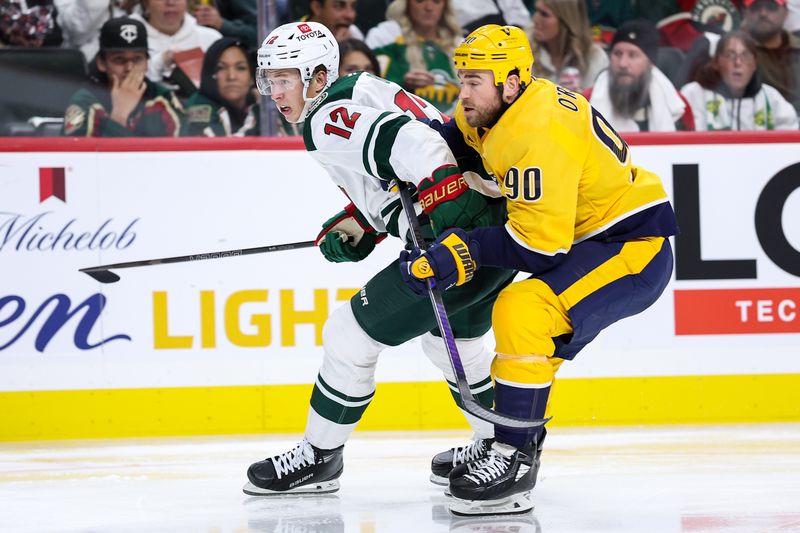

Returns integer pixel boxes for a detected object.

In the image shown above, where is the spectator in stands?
[0,0,61,47]
[62,17,183,136]
[640,0,741,53]
[530,0,609,91]
[586,19,695,131]
[366,0,462,114]
[586,0,636,47]
[355,0,389,36]
[184,37,258,135]
[193,0,258,50]
[742,0,800,113]
[338,37,379,75]
[54,0,136,62]
[305,0,362,41]
[133,0,221,87]
[681,30,798,129]
[450,0,531,33]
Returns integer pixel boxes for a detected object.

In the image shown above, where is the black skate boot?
[243,439,344,496]
[447,441,538,516]
[449,428,546,484]
[430,438,494,485]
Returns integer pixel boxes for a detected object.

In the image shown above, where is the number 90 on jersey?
[503,167,542,202]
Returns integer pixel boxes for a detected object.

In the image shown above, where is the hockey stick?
[393,180,548,430]
[79,240,316,284]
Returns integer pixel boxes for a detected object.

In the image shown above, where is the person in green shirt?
[193,0,258,50]
[62,17,184,137]
[365,0,463,114]
[184,37,260,136]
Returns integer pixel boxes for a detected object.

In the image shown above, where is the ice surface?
[1,425,799,533]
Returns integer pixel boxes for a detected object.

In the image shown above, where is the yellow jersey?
[455,78,677,257]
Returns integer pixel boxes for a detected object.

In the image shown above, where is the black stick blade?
[80,268,121,284]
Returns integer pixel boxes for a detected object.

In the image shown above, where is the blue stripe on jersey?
[468,202,677,277]
[594,201,679,243]
[468,225,566,273]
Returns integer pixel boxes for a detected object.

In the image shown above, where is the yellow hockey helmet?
[453,24,534,87]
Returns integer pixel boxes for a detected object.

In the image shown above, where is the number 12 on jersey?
[324,107,361,139]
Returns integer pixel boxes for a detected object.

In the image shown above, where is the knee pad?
[493,279,571,357]
[421,332,495,439]
[320,304,387,395]
[420,332,492,384]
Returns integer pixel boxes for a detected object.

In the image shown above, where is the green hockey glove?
[316,203,386,263]
[417,164,491,237]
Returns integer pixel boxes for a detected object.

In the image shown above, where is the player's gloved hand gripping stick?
[392,178,549,430]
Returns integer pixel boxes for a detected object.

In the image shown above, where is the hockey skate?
[447,441,539,516]
[430,438,494,485]
[243,438,344,496]
[449,513,541,533]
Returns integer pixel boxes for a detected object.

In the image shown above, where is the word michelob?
[0,212,139,252]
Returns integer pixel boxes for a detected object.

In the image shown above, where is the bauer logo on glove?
[418,174,468,212]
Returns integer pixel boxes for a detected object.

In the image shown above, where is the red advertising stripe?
[675,288,800,335]
[2,131,800,153]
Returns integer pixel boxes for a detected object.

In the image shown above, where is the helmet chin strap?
[288,78,328,124]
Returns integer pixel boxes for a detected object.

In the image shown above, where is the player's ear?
[310,68,328,96]
[502,74,520,104]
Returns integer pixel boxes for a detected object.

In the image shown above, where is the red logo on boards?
[298,23,311,33]
[39,167,66,203]
[674,288,800,335]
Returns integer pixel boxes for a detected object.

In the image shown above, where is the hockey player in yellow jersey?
[400,24,678,516]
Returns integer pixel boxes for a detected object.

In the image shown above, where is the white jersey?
[302,72,458,239]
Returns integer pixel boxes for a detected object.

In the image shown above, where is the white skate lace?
[452,439,488,466]
[271,439,316,479]
[464,450,510,484]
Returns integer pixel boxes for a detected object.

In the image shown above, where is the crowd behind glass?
[1,0,798,136]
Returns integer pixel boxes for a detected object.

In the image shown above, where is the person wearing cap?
[62,17,184,137]
[399,24,677,515]
[742,0,800,113]
[585,19,695,131]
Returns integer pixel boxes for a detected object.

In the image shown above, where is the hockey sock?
[494,379,550,449]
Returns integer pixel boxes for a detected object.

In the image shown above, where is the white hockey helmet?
[256,22,340,122]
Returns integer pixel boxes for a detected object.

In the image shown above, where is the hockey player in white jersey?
[243,21,516,496]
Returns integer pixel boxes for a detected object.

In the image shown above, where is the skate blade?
[448,491,533,517]
[430,473,448,486]
[242,479,340,496]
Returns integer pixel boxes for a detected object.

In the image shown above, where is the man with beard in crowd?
[585,19,695,132]
[742,0,800,114]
